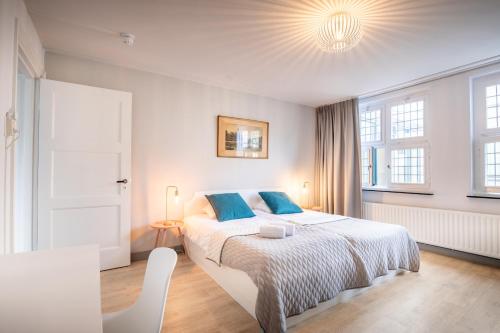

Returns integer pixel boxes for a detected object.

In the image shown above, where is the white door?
[37,79,132,270]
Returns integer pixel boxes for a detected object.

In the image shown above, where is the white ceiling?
[27,0,500,107]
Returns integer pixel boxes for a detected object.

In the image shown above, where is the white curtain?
[314,99,362,218]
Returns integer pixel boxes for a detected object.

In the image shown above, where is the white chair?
[102,248,178,333]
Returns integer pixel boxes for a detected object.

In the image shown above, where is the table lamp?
[165,185,179,222]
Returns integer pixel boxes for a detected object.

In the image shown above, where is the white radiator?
[362,202,500,259]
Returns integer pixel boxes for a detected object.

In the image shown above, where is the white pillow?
[203,204,217,219]
[254,198,272,213]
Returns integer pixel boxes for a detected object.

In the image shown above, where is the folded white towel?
[269,221,296,237]
[259,224,286,239]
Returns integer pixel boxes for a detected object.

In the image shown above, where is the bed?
[183,189,420,333]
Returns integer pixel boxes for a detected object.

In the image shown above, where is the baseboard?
[418,243,500,268]
[130,250,151,262]
[131,245,184,262]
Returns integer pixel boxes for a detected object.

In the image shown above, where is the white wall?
[361,62,500,216]
[45,52,315,253]
[0,0,44,255]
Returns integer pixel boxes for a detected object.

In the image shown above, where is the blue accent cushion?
[205,193,256,222]
[258,191,303,214]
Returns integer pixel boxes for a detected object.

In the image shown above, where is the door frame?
[4,17,40,254]
[13,54,37,253]
[18,31,41,253]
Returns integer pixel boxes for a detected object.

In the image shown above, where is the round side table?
[150,220,185,253]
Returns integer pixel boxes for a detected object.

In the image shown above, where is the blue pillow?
[258,191,303,214]
[205,193,256,222]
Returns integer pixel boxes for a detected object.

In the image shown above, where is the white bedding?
[255,209,349,225]
[183,208,420,279]
[183,214,269,252]
[255,209,413,249]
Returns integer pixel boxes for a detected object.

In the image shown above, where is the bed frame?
[183,189,401,329]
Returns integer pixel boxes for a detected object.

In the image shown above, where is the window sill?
[362,187,434,195]
[467,193,500,199]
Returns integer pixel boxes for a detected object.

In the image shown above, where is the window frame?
[480,139,500,191]
[359,105,384,145]
[360,146,373,187]
[471,72,500,195]
[387,96,428,142]
[360,93,431,192]
[387,141,431,190]
[359,103,385,188]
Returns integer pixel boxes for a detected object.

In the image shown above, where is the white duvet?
[183,214,269,251]
[255,209,349,225]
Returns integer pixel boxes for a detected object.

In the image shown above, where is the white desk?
[0,245,103,333]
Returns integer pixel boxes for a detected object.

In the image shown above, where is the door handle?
[116,179,128,184]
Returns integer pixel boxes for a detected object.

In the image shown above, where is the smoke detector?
[120,32,135,46]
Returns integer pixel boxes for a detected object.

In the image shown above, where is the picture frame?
[217,115,269,159]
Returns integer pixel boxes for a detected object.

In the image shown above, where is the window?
[360,109,381,143]
[472,73,500,194]
[359,106,383,187]
[391,101,424,139]
[391,148,424,184]
[486,84,500,129]
[360,95,429,191]
[485,142,500,187]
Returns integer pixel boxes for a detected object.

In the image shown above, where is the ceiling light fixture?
[316,11,362,53]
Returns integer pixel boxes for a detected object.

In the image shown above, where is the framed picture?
[217,116,269,159]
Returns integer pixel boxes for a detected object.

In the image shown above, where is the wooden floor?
[101,251,500,333]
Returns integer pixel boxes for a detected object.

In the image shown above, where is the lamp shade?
[316,11,362,53]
